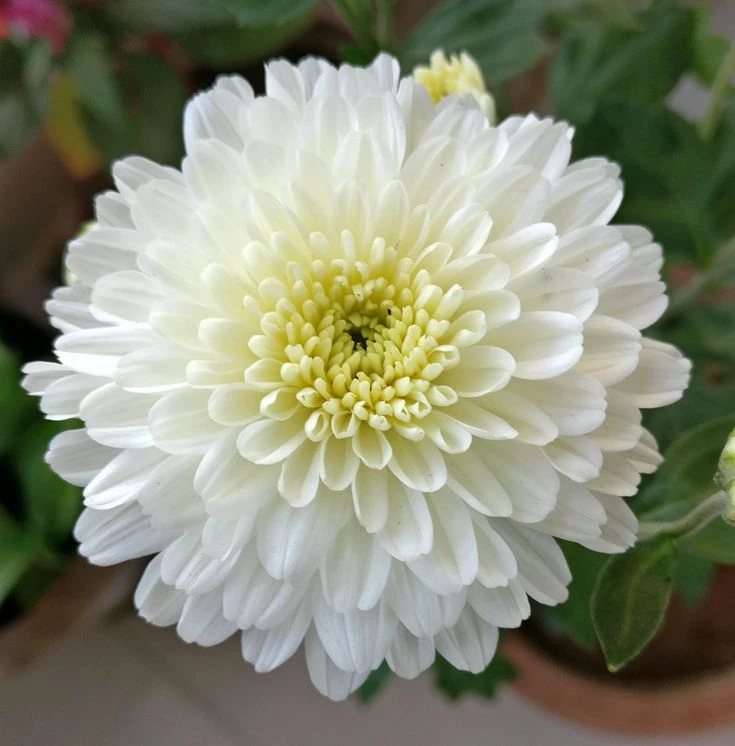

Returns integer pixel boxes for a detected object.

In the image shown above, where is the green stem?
[664,236,735,320]
[637,491,728,541]
[698,39,735,141]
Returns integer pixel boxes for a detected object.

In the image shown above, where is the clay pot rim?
[504,631,735,735]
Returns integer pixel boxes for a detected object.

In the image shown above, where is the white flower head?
[23,53,690,699]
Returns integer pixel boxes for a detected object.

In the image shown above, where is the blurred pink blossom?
[0,0,72,53]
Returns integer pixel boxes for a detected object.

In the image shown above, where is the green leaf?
[550,3,693,124]
[592,537,678,672]
[102,0,230,33]
[355,662,390,703]
[176,14,309,69]
[0,39,53,160]
[65,34,126,127]
[0,342,34,454]
[0,506,42,608]
[673,552,714,606]
[433,652,516,699]
[661,415,735,501]
[691,3,732,87]
[12,419,82,542]
[572,102,721,264]
[681,518,735,565]
[219,0,319,27]
[401,0,548,86]
[642,371,735,455]
[546,542,608,650]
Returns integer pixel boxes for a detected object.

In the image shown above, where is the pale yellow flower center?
[248,237,463,440]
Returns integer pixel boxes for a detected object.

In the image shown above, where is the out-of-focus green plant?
[0,341,82,622]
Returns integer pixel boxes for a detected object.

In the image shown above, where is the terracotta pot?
[0,557,139,682]
[504,566,735,735]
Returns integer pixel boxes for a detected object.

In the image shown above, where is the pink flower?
[0,0,71,53]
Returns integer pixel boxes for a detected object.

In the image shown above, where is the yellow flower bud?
[413,50,496,123]
[717,427,735,524]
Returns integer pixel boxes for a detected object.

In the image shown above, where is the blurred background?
[1,0,735,743]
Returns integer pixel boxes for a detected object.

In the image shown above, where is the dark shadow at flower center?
[348,327,368,349]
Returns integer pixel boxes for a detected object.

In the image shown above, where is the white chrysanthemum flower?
[23,53,690,700]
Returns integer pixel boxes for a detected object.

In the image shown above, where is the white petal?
[385,563,465,638]
[543,435,603,483]
[377,475,433,562]
[314,597,397,672]
[434,608,499,674]
[81,383,157,448]
[580,492,638,553]
[388,435,447,492]
[135,555,185,627]
[321,521,391,612]
[577,315,642,387]
[386,628,435,679]
[194,430,278,519]
[257,491,350,583]
[46,429,119,487]
[83,447,166,509]
[468,580,530,628]
[177,590,237,646]
[614,339,691,408]
[237,412,309,465]
[149,388,222,454]
[40,373,105,420]
[75,503,170,565]
[439,345,515,396]
[305,628,370,702]
[241,603,311,672]
[493,522,570,605]
[489,311,583,380]
[408,489,478,594]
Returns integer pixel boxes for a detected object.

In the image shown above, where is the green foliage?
[356,662,391,702]
[0,507,43,608]
[176,15,310,69]
[691,4,733,86]
[0,38,53,159]
[550,2,693,125]
[592,537,678,672]
[658,416,735,504]
[672,552,714,606]
[0,340,81,617]
[220,0,319,27]
[681,519,735,565]
[544,542,608,650]
[572,102,723,264]
[433,652,516,699]
[401,0,549,86]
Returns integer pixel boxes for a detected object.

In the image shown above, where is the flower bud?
[413,50,496,123]
[716,427,735,525]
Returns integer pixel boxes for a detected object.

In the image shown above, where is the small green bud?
[716,427,735,525]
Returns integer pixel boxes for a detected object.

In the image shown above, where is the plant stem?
[637,491,729,541]
[698,39,735,141]
[664,236,735,320]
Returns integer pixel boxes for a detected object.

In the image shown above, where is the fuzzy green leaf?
[0,507,42,608]
[592,537,678,672]
[550,3,693,124]
[681,519,735,565]
[401,0,548,86]
[219,0,319,27]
